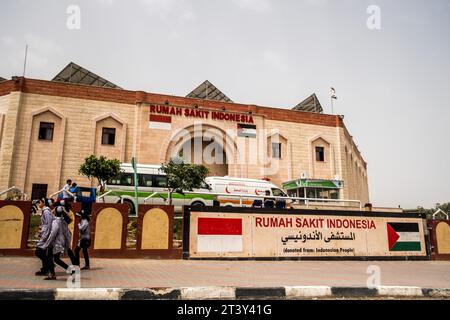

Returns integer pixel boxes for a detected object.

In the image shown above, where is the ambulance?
[205,176,288,207]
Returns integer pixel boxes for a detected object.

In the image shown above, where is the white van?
[205,176,288,207]
[103,163,214,214]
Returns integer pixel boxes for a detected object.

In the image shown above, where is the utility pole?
[131,157,138,217]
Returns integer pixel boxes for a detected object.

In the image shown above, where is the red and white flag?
[197,217,243,253]
[149,114,172,130]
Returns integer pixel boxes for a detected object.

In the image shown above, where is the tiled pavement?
[1,257,450,289]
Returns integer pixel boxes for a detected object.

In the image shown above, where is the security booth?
[282,179,343,202]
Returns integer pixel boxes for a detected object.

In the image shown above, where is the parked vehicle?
[102,163,214,214]
[101,164,290,214]
[75,187,97,214]
[205,176,288,207]
[58,187,97,214]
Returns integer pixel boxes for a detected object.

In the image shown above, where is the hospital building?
[0,62,369,204]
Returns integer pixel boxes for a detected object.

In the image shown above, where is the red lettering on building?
[150,105,254,123]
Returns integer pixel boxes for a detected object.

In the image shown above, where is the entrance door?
[31,184,48,200]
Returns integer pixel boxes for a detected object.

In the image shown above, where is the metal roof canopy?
[0,77,6,82]
[292,93,323,113]
[52,62,121,89]
[186,80,233,103]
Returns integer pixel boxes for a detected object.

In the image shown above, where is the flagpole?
[22,44,28,77]
[331,95,334,115]
[330,87,336,115]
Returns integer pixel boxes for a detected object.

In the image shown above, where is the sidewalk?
[1,257,449,299]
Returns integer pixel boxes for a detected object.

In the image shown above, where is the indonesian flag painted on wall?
[197,217,243,252]
[149,114,172,130]
[387,222,421,251]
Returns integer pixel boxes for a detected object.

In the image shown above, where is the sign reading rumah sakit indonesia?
[149,104,254,125]
[187,211,427,258]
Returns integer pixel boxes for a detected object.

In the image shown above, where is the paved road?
[1,257,449,289]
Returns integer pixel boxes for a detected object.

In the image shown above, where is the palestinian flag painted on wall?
[237,123,256,138]
[387,222,421,251]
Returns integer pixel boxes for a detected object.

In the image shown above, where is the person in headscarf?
[34,198,54,276]
[57,200,76,265]
[38,206,70,280]
[74,210,91,270]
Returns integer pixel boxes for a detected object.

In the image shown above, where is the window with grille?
[315,146,325,161]
[38,122,54,141]
[272,142,281,159]
[31,184,48,200]
[102,127,116,145]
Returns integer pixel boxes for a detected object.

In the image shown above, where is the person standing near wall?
[74,210,91,270]
[34,198,54,276]
[62,179,74,202]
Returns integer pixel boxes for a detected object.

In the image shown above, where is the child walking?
[57,200,77,266]
[75,210,91,270]
[35,198,53,276]
[39,206,70,280]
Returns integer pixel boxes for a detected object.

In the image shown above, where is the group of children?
[34,197,91,280]
[62,179,80,201]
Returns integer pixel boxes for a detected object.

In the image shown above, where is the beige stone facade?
[0,78,369,204]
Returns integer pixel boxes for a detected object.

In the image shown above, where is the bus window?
[108,172,133,186]
[139,174,153,187]
[108,177,121,185]
[108,173,134,186]
[153,175,168,188]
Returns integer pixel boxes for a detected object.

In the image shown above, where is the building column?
[0,90,23,192]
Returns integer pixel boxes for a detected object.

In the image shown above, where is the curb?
[0,289,55,300]
[0,286,449,300]
[56,288,122,300]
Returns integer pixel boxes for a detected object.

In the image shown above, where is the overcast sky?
[1,0,449,209]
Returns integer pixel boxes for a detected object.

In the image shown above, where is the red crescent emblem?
[225,186,231,194]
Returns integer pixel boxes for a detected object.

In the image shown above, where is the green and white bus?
[103,163,215,215]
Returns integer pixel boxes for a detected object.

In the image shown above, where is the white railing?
[3,185,360,210]
[143,191,164,204]
[49,188,75,200]
[0,186,28,200]
[181,191,362,210]
[97,190,113,203]
[140,189,362,210]
[99,190,124,204]
[432,208,449,220]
